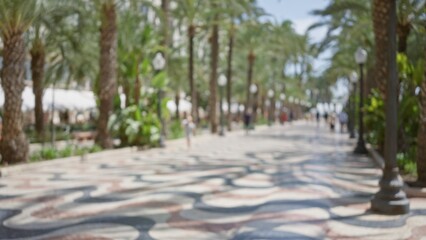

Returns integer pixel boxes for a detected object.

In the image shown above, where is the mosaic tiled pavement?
[1,122,425,240]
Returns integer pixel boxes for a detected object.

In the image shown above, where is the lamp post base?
[354,140,368,154]
[219,129,225,136]
[371,168,410,215]
[159,135,166,148]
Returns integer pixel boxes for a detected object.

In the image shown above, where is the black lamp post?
[371,0,409,215]
[267,89,274,126]
[50,82,56,148]
[249,83,257,126]
[153,52,166,148]
[353,47,368,154]
[218,74,227,136]
[349,72,357,139]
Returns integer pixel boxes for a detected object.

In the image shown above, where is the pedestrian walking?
[243,109,252,135]
[182,113,195,149]
[289,110,294,123]
[316,111,320,126]
[329,113,336,131]
[339,111,348,133]
[324,112,329,123]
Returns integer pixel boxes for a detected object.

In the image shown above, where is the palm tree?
[29,0,82,142]
[0,0,39,164]
[222,0,255,131]
[30,29,46,141]
[237,20,264,115]
[96,0,117,149]
[416,21,426,186]
[209,7,219,133]
[173,0,204,120]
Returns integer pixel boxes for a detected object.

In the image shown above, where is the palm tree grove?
[0,0,425,239]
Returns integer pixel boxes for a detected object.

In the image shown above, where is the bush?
[169,120,184,139]
[397,148,417,176]
[108,104,162,147]
[29,144,103,162]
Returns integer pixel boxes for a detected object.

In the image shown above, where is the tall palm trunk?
[372,0,391,155]
[226,25,234,131]
[416,46,426,186]
[30,37,45,141]
[188,24,196,120]
[0,32,29,164]
[373,0,391,98]
[209,14,219,133]
[96,2,117,149]
[134,58,141,105]
[175,91,180,119]
[245,50,255,113]
[397,23,411,53]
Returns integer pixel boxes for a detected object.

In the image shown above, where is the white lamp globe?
[153,52,166,70]
[218,74,227,86]
[249,84,258,94]
[355,47,367,65]
[350,71,358,83]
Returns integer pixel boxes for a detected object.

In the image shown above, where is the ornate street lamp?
[267,89,274,125]
[249,83,257,112]
[249,83,258,127]
[371,0,409,214]
[218,74,227,136]
[349,72,358,139]
[153,52,166,148]
[353,47,368,154]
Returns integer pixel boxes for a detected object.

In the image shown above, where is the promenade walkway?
[0,122,425,239]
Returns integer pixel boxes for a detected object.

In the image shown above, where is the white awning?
[0,86,97,111]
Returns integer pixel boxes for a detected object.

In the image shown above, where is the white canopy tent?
[166,98,192,113]
[0,86,97,111]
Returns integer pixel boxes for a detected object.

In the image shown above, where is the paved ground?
[0,122,425,240]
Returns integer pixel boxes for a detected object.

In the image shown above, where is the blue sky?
[257,0,331,72]
[257,0,347,106]
[257,0,329,39]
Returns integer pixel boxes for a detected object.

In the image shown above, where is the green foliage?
[397,149,417,176]
[168,120,184,139]
[30,144,102,162]
[256,116,268,126]
[365,54,422,176]
[108,88,167,147]
[364,89,385,146]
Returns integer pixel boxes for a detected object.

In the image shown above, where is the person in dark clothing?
[324,112,329,123]
[244,109,252,134]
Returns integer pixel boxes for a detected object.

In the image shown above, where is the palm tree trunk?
[372,0,391,98]
[209,15,219,133]
[96,2,117,149]
[30,38,45,142]
[372,0,391,155]
[0,32,29,164]
[134,58,141,105]
[226,26,234,131]
[188,24,197,120]
[416,47,426,186]
[397,23,411,53]
[246,50,255,114]
[175,91,180,120]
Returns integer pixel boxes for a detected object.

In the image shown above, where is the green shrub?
[29,144,104,162]
[397,148,417,176]
[169,120,183,139]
